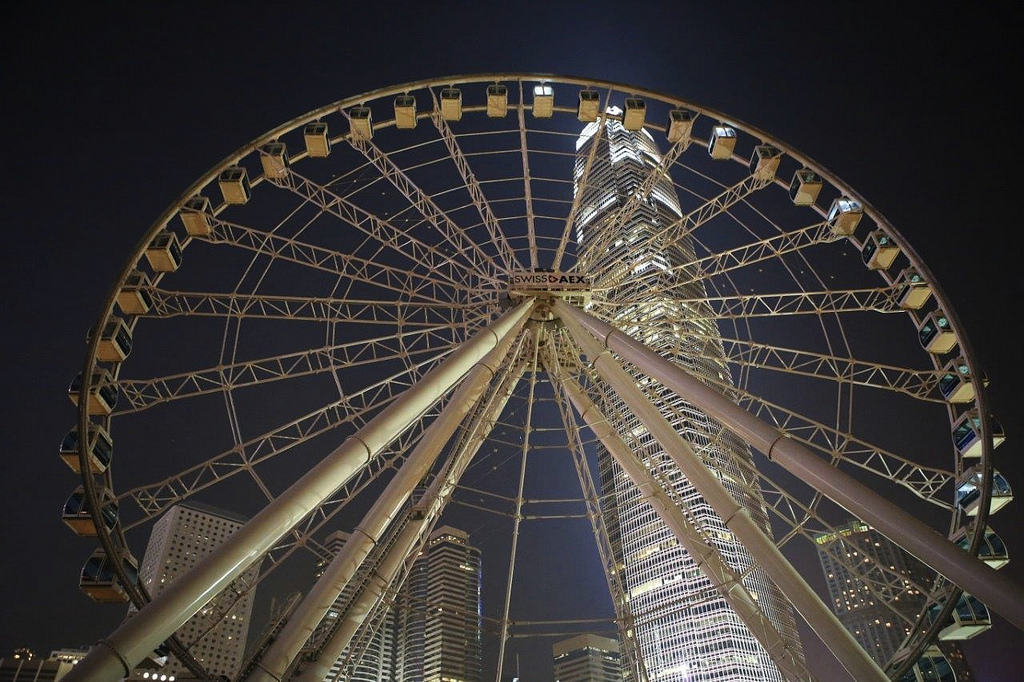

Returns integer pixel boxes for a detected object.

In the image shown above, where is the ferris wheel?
[61,74,1021,682]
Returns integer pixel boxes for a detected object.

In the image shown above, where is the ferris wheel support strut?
[292,356,527,682]
[63,299,536,682]
[248,318,528,682]
[558,301,888,682]
[558,376,813,682]
[553,299,1024,632]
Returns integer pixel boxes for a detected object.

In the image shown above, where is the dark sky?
[1,2,1020,681]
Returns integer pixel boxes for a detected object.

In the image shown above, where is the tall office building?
[135,502,258,678]
[394,525,483,682]
[574,109,805,680]
[312,530,395,682]
[814,520,975,679]
[552,633,621,682]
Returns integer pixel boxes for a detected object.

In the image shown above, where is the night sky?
[2,3,1021,681]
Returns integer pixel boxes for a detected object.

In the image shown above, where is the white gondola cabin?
[952,409,1005,458]
[623,97,646,131]
[956,465,1013,516]
[68,369,117,416]
[440,87,462,121]
[145,232,182,273]
[394,95,417,129]
[91,316,132,363]
[59,422,113,474]
[117,271,153,315]
[259,141,289,178]
[749,144,782,181]
[894,267,932,310]
[789,168,822,206]
[486,84,508,118]
[918,310,956,354]
[218,166,251,204]
[667,108,697,144]
[708,125,737,159]
[578,89,600,122]
[953,525,1009,569]
[861,229,899,270]
[928,593,992,640]
[827,197,863,236]
[348,106,373,139]
[303,121,331,157]
[180,195,213,236]
[79,548,138,603]
[62,485,118,537]
[532,84,554,118]
[938,356,974,403]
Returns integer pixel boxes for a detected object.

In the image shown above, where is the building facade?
[395,525,483,682]
[574,109,805,680]
[552,633,621,682]
[136,502,258,678]
[814,520,975,680]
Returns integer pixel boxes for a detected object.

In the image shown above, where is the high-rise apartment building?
[136,502,258,678]
[814,520,975,680]
[395,525,483,682]
[552,633,621,682]
[574,109,805,680]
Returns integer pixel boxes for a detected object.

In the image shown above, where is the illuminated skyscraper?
[135,502,257,678]
[552,633,621,682]
[574,109,805,680]
[814,520,976,680]
[394,525,482,682]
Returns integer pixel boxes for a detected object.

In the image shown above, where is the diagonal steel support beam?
[63,299,536,682]
[247,316,528,682]
[556,375,813,682]
[556,300,887,681]
[553,298,1024,632]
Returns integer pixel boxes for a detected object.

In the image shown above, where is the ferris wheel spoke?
[194,217,468,302]
[344,132,508,281]
[114,328,460,413]
[116,352,454,525]
[428,88,520,273]
[281,170,493,290]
